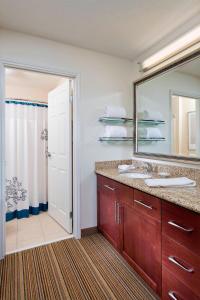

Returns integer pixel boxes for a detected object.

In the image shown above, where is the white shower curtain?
[5,100,48,221]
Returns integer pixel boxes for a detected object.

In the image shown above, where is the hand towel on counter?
[118,164,136,173]
[103,126,127,138]
[138,127,163,139]
[144,177,196,188]
[138,110,163,121]
[104,105,127,118]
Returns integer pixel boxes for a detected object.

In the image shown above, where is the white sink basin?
[120,172,152,179]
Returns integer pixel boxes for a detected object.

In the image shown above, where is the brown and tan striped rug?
[0,233,158,300]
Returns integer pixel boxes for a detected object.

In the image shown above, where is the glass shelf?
[138,120,165,126]
[99,117,133,125]
[99,137,133,142]
[138,137,166,142]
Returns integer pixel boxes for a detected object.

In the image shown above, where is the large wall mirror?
[134,52,200,161]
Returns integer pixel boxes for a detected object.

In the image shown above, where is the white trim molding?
[0,60,81,259]
[0,63,5,259]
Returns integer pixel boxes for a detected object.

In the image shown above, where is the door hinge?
[70,95,73,103]
[70,211,73,219]
[69,85,73,103]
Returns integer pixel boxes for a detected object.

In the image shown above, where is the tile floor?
[6,212,72,254]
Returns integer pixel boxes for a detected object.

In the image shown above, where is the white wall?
[0,29,136,229]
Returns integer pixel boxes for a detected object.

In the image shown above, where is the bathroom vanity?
[96,165,200,300]
[96,47,200,299]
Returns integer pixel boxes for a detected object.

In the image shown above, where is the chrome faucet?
[141,162,154,173]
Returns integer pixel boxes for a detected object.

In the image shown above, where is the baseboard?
[81,226,98,237]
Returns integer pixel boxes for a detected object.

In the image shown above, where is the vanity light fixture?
[141,25,200,71]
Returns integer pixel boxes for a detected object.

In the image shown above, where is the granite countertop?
[96,167,200,214]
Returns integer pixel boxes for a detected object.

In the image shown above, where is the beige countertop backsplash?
[95,159,200,214]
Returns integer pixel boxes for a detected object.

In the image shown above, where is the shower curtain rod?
[5,97,48,105]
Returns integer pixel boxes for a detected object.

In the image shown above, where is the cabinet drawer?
[162,236,200,296]
[101,176,117,192]
[162,202,200,256]
[162,267,200,300]
[133,190,161,220]
[116,182,133,207]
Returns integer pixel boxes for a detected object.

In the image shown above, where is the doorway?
[4,67,73,253]
[171,93,200,157]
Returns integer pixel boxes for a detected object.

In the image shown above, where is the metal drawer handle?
[114,201,117,223]
[168,291,178,300]
[168,220,194,233]
[134,200,153,210]
[117,203,121,224]
[104,184,115,191]
[114,202,121,224]
[168,256,194,273]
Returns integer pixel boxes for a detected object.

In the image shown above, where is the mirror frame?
[133,49,200,162]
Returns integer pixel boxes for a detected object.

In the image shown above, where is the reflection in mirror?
[171,95,199,157]
[135,55,200,159]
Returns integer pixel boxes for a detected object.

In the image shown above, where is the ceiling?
[0,0,200,60]
[5,68,67,102]
[6,68,66,89]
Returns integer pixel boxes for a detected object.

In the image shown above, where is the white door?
[48,80,72,234]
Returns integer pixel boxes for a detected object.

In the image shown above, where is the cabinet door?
[115,182,134,251]
[97,176,120,249]
[122,205,161,295]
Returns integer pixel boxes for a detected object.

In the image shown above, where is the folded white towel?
[103,126,127,138]
[118,164,136,173]
[118,164,130,171]
[138,127,163,139]
[104,105,126,118]
[138,110,163,121]
[144,177,196,188]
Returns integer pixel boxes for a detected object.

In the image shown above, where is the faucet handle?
[141,161,153,173]
[133,161,157,173]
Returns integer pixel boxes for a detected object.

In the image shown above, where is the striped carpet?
[0,234,158,300]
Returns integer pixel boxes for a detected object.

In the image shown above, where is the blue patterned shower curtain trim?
[5,100,48,107]
[6,203,48,221]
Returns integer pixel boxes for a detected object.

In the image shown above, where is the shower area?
[5,99,48,221]
[5,67,71,253]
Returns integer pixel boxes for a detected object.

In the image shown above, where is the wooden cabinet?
[122,188,161,295]
[97,175,121,249]
[97,175,200,299]
[97,175,161,296]
[162,236,200,297]
[134,189,161,220]
[162,202,200,256]
[122,202,161,294]
[162,201,200,300]
[115,181,133,252]
[162,267,199,300]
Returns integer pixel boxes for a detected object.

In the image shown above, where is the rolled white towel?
[103,126,127,138]
[104,105,126,118]
[138,127,163,139]
[145,177,196,188]
[118,164,136,173]
[139,110,163,121]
